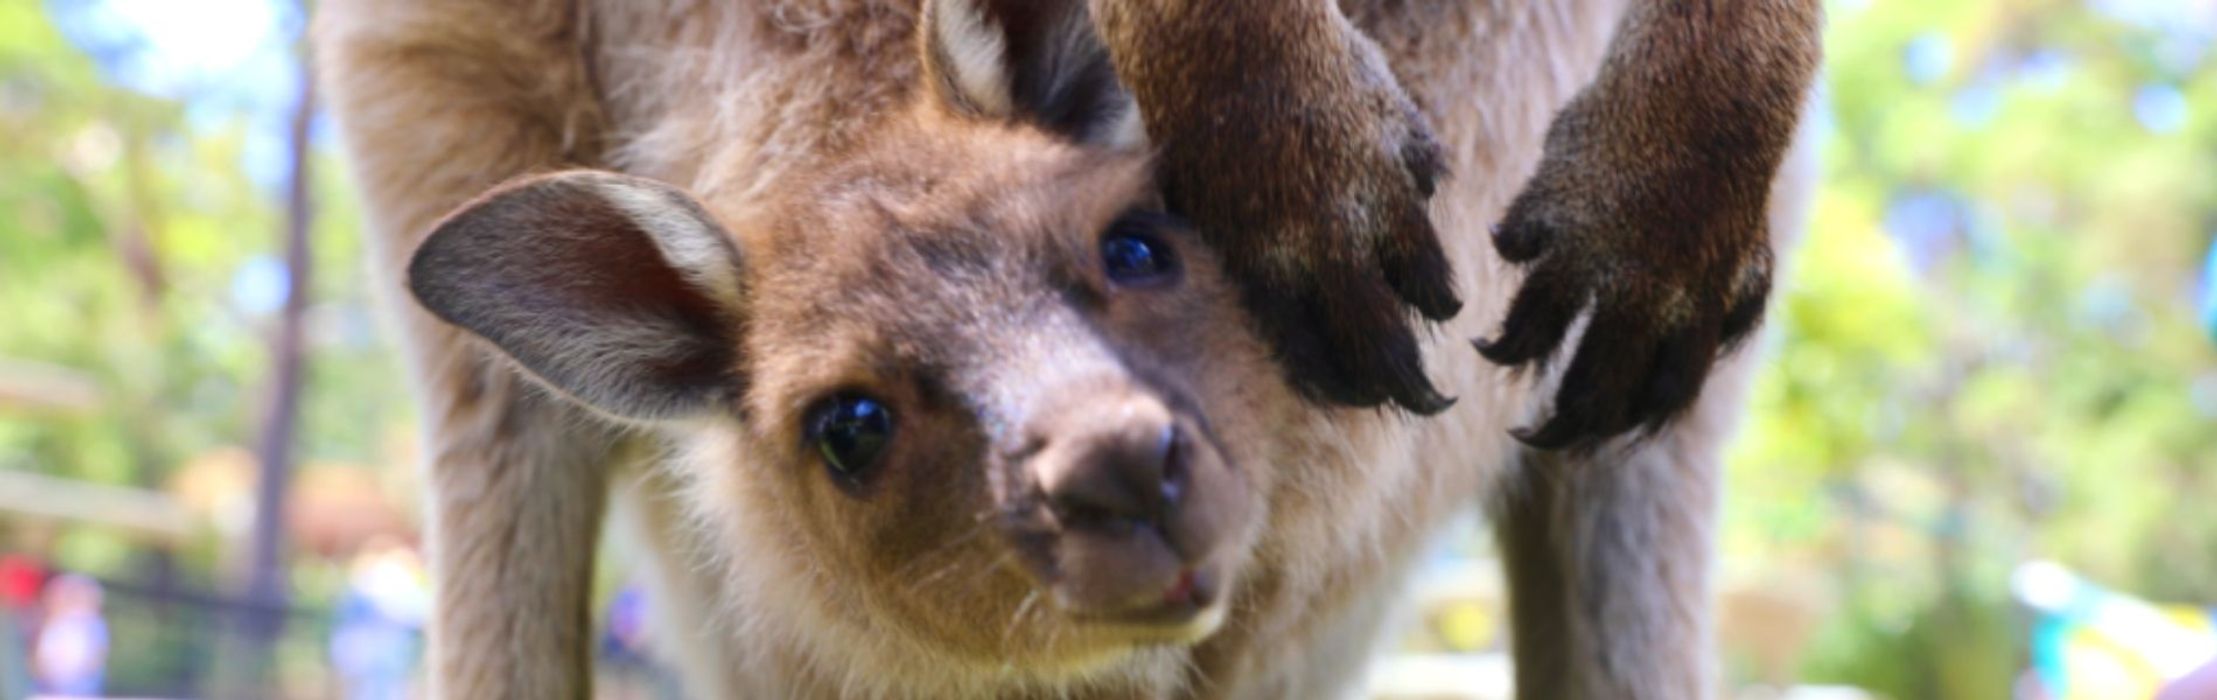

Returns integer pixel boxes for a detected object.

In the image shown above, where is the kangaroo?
[315,0,1819,697]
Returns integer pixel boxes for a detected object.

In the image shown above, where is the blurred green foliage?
[0,0,2212,696]
[0,2,406,693]
[0,0,408,510]
[1727,0,2217,696]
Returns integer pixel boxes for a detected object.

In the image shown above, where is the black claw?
[1510,416,1584,450]
[1473,335,1525,365]
[1490,215,1554,264]
[1476,264,1582,368]
[1516,307,1653,451]
[1369,312,1452,416]
[1268,299,1392,410]
[1471,335,1500,357]
[1719,286,1771,350]
[1720,251,1775,348]
[1343,318,1445,415]
[1380,211,1463,322]
[1395,386,1457,416]
[1402,134,1447,199]
[1631,325,1716,433]
[1256,273,1453,418]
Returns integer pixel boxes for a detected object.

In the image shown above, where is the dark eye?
[805,394,894,481]
[1101,216,1178,285]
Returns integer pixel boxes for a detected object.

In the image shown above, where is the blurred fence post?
[1,608,27,700]
[237,39,317,693]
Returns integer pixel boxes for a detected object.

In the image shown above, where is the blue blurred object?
[2014,49,2074,93]
[228,254,290,316]
[1950,81,2001,127]
[1,609,28,700]
[2134,84,2190,135]
[1904,33,1954,85]
[2016,560,2217,699]
[2200,238,2217,343]
[1884,189,1966,274]
[2190,238,2208,341]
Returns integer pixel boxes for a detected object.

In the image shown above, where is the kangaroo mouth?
[1058,564,1231,644]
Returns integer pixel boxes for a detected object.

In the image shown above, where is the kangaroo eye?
[1101,215,1179,286]
[806,394,894,481]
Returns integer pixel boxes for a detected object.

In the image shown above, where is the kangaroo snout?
[1006,381,1246,629]
[1034,398,1181,534]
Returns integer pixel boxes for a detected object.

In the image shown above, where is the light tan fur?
[315,1,1818,698]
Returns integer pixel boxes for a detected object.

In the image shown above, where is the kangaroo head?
[406,0,1289,680]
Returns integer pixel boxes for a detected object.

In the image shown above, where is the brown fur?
[1479,0,1824,449]
[1092,0,1461,414]
[315,0,1820,697]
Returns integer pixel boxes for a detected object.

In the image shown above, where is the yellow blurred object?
[1433,601,1496,652]
[2018,560,2217,700]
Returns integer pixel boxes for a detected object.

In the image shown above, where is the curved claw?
[1474,262,1584,369]
[1258,266,1456,416]
[1490,216,1556,264]
[1378,207,1463,322]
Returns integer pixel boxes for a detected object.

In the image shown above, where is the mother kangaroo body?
[317,0,1818,697]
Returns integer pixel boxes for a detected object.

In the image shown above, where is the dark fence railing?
[7,570,678,700]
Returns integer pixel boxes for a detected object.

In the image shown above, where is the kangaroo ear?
[918,0,1143,146]
[408,170,746,422]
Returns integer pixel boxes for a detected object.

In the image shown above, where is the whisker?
[905,558,969,598]
[892,518,992,580]
[966,550,1019,588]
[1003,590,1041,647]
[1040,608,1065,658]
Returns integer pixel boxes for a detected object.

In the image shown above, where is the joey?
[319,0,1822,696]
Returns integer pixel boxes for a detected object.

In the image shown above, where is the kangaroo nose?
[1031,398,1184,533]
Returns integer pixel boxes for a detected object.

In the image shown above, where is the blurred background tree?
[1723,0,2217,696]
[0,0,416,695]
[0,0,2212,697]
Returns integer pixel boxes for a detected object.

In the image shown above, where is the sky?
[49,0,307,191]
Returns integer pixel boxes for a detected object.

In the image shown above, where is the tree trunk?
[238,56,316,691]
